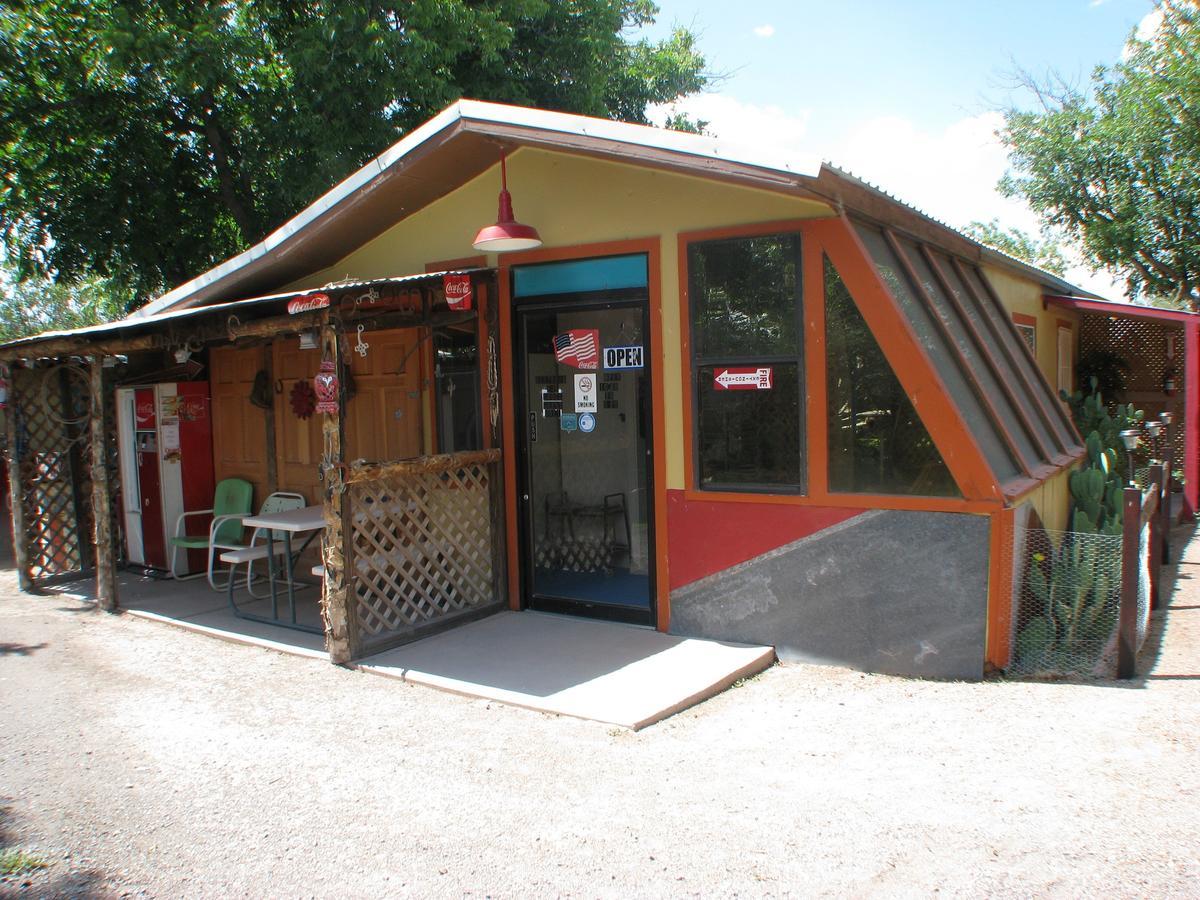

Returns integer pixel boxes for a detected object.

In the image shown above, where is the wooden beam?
[0,333,162,363]
[89,357,118,611]
[344,449,501,485]
[317,319,360,664]
[3,369,32,591]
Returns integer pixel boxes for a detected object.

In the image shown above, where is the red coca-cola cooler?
[116,382,215,574]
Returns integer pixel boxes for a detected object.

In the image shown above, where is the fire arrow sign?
[713,366,774,391]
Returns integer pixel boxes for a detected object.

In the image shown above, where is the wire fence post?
[1119,485,1142,680]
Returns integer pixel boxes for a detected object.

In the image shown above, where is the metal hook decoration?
[354,324,370,358]
[355,287,381,307]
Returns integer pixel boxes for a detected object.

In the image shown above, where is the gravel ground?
[2,531,1199,898]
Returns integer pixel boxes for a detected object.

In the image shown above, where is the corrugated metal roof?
[0,269,486,353]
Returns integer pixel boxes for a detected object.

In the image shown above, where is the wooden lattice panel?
[1078,315,1186,462]
[347,460,495,640]
[12,364,94,582]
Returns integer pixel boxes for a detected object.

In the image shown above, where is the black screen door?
[515,295,654,625]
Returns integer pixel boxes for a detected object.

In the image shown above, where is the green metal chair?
[170,478,253,587]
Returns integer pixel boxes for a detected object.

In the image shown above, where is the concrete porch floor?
[47,568,774,729]
[355,611,776,730]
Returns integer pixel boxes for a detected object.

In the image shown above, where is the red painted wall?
[666,490,864,589]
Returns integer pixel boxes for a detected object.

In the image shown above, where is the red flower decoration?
[290,379,316,419]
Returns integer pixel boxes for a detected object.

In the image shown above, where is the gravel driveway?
[2,531,1199,898]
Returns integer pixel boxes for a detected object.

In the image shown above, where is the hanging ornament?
[290,379,317,419]
[313,358,339,415]
[354,324,370,358]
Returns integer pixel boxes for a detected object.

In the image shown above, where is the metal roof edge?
[135,100,825,318]
[1045,294,1199,323]
[820,163,1107,300]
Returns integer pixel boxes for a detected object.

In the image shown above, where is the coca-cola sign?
[443,274,473,311]
[287,292,331,315]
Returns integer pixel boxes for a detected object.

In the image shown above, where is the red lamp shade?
[472,155,542,253]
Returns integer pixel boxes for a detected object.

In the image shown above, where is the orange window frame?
[495,238,671,630]
[677,217,1003,514]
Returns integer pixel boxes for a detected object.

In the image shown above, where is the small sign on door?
[574,374,598,412]
[604,345,644,370]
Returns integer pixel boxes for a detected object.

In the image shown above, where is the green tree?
[998,1,1200,308]
[961,219,1068,277]
[0,261,127,342]
[0,1,707,307]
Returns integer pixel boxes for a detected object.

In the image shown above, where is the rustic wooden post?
[318,319,360,664]
[1162,412,1176,563]
[3,367,33,591]
[89,357,118,611]
[1118,486,1142,679]
[1148,463,1163,612]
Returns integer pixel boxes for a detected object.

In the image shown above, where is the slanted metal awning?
[0,269,491,360]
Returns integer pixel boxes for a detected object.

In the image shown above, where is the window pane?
[852,223,1019,483]
[697,363,802,488]
[825,258,959,497]
[689,233,801,359]
[434,325,481,453]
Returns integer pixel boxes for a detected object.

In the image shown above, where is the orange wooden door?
[273,341,322,503]
[345,328,424,462]
[209,345,269,500]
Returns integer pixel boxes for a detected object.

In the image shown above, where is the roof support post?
[317,318,361,664]
[4,368,32,592]
[89,356,118,611]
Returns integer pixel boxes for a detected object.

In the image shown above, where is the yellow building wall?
[289,147,834,489]
[1015,463,1077,534]
[983,264,1079,394]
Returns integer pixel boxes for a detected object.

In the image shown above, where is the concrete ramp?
[355,611,775,729]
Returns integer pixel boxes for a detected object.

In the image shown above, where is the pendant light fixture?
[472,152,542,253]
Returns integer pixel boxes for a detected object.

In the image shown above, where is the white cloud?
[653,94,1125,297]
[752,24,775,38]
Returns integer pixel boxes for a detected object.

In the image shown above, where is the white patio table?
[222,504,326,635]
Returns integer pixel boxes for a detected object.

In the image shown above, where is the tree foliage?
[0,1,707,307]
[0,261,126,342]
[999,1,1200,307]
[961,218,1068,277]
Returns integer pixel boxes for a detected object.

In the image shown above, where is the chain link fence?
[1008,516,1154,678]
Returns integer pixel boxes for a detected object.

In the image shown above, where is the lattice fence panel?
[348,461,496,644]
[12,363,94,582]
[1078,315,1186,463]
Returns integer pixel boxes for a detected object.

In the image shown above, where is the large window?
[824,257,958,497]
[687,232,804,490]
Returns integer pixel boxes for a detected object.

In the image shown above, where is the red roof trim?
[1045,295,1198,324]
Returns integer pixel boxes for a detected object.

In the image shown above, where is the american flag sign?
[552,329,600,370]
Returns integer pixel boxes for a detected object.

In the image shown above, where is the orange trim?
[425,255,487,273]
[497,271,521,611]
[1055,318,1073,331]
[677,219,816,494]
[676,216,1003,514]
[813,217,1001,501]
[986,506,1018,669]
[1011,312,1037,328]
[499,236,671,630]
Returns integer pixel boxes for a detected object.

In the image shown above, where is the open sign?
[603,345,643,370]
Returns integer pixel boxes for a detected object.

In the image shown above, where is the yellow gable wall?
[983,265,1081,532]
[983,264,1079,393]
[290,147,834,489]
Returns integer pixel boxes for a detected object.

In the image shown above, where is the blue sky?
[637,0,1159,296]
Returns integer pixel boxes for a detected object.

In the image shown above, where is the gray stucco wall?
[669,510,992,680]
